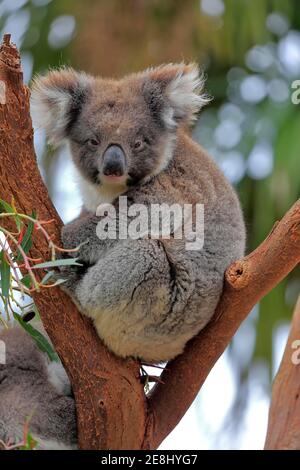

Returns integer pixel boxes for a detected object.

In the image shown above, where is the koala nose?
[102,145,126,177]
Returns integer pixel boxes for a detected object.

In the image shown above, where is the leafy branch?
[0,198,79,360]
[0,418,37,451]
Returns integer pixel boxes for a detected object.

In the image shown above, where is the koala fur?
[31,63,246,363]
[0,327,77,449]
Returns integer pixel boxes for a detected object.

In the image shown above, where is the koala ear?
[143,63,210,129]
[31,68,93,145]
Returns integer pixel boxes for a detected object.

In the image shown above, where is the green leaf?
[24,432,38,450]
[16,214,35,262]
[50,278,67,286]
[33,258,82,269]
[0,198,22,231]
[20,274,32,289]
[13,312,60,362]
[41,270,66,285]
[0,198,14,213]
[41,270,67,286]
[0,250,11,298]
[19,431,38,450]
[40,270,56,285]
[31,303,41,322]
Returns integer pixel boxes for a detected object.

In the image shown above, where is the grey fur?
[31,63,246,363]
[0,327,77,449]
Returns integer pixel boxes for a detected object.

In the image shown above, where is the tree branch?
[0,34,146,450]
[145,198,300,449]
[264,295,300,450]
[1,34,300,451]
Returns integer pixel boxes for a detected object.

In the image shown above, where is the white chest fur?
[77,176,127,212]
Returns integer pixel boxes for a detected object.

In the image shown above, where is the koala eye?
[88,138,100,147]
[134,139,144,150]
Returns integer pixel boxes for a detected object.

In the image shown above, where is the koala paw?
[49,259,89,296]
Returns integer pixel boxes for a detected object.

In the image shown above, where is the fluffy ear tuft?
[144,63,210,129]
[31,68,93,145]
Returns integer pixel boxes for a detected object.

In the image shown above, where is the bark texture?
[1,35,300,450]
[264,295,300,450]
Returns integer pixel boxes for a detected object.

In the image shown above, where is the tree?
[1,35,299,450]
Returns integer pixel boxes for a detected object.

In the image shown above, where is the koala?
[0,327,77,449]
[31,63,246,363]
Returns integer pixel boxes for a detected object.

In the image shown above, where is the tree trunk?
[0,34,147,450]
[264,295,300,450]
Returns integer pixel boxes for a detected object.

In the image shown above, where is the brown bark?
[264,295,300,450]
[0,35,146,450]
[1,35,300,450]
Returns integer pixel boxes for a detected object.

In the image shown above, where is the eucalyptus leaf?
[41,270,56,285]
[0,198,14,214]
[21,274,32,289]
[33,258,82,269]
[0,199,22,232]
[16,214,35,261]
[0,250,11,298]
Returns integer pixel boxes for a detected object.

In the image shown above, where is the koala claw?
[48,265,81,295]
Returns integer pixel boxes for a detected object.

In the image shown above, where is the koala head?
[31,64,208,206]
